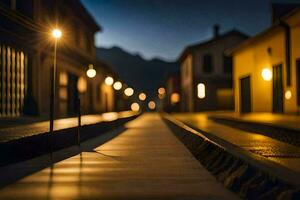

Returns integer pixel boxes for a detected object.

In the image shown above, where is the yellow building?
[230,9,300,114]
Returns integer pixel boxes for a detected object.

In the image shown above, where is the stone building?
[0,0,115,118]
[179,25,248,112]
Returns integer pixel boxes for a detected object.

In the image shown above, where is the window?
[203,54,213,73]
[223,56,233,74]
[0,44,27,117]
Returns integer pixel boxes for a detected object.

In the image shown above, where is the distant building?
[163,72,181,112]
[0,0,115,117]
[229,8,300,114]
[179,25,248,112]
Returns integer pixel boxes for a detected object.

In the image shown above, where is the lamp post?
[76,65,96,146]
[49,29,62,136]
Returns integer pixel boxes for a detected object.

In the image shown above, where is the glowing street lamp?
[113,81,122,90]
[148,101,156,110]
[50,28,62,135]
[86,64,96,78]
[131,102,140,112]
[52,29,62,39]
[139,93,146,101]
[105,76,114,86]
[124,87,134,97]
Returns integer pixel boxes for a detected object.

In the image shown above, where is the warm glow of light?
[285,90,292,100]
[77,77,87,93]
[158,87,166,95]
[86,64,96,78]
[261,68,272,81]
[139,93,146,101]
[102,112,118,121]
[148,101,156,110]
[131,102,140,112]
[124,87,134,97]
[171,93,180,104]
[197,83,205,99]
[105,76,114,86]
[113,81,122,90]
[52,29,62,39]
[59,72,68,86]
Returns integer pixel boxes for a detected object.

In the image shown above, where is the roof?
[70,0,102,32]
[178,29,248,63]
[226,8,300,56]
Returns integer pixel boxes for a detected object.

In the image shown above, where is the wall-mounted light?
[197,83,205,99]
[261,68,272,81]
[113,81,122,90]
[285,90,292,100]
[105,76,114,86]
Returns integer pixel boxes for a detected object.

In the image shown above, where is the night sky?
[81,0,298,61]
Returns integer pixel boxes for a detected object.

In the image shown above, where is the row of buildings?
[0,0,131,118]
[163,4,300,115]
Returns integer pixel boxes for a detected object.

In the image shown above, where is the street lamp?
[86,64,96,78]
[49,28,62,136]
[105,76,114,86]
[124,87,134,97]
[113,81,122,90]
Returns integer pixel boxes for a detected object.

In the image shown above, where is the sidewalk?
[172,113,300,175]
[209,111,300,131]
[0,111,134,143]
[0,113,237,199]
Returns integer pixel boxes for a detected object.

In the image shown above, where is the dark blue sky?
[81,0,297,61]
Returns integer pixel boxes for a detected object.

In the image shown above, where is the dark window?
[223,56,233,74]
[203,54,213,73]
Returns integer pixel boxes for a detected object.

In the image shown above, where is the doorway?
[67,74,79,116]
[272,64,283,113]
[240,76,251,113]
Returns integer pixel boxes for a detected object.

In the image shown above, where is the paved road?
[0,111,135,143]
[172,113,300,174]
[0,113,237,200]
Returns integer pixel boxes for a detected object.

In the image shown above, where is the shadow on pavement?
[0,126,127,189]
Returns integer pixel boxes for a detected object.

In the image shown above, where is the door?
[67,74,78,116]
[273,64,283,113]
[297,60,300,106]
[240,76,251,113]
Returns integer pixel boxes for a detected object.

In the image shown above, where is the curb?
[0,114,139,166]
[162,114,300,200]
[209,115,300,147]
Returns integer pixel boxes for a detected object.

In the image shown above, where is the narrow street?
[0,113,237,200]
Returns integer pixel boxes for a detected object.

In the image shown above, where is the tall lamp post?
[49,29,62,136]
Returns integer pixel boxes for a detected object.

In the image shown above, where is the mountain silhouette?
[96,46,179,99]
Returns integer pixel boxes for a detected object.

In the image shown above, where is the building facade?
[231,9,300,114]
[0,0,115,118]
[163,72,181,112]
[179,26,248,112]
